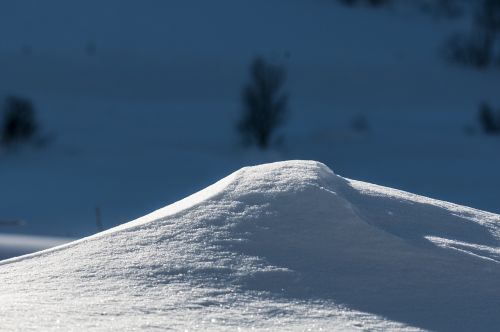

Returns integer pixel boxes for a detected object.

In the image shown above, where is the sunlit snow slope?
[1,161,500,331]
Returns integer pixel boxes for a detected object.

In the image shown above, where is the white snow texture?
[1,160,500,331]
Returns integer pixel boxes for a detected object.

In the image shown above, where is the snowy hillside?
[2,160,499,331]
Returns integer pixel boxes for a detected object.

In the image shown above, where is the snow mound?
[1,160,500,331]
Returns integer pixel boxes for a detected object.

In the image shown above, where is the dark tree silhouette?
[1,96,38,146]
[445,32,493,68]
[479,102,500,133]
[337,0,500,70]
[238,57,288,149]
[443,1,500,69]
[336,0,462,12]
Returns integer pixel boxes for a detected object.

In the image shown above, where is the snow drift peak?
[119,161,338,233]
[229,160,337,196]
[240,160,336,180]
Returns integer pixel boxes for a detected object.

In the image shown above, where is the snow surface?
[1,160,500,331]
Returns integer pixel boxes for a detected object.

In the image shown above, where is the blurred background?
[1,0,500,255]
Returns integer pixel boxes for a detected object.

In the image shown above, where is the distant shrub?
[1,96,39,146]
[479,102,500,134]
[351,114,370,132]
[444,33,493,69]
[238,57,288,149]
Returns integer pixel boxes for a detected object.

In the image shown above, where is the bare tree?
[336,0,500,70]
[479,102,500,133]
[1,96,38,146]
[238,57,288,149]
[442,1,500,69]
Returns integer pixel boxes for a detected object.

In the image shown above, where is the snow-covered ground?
[1,161,499,331]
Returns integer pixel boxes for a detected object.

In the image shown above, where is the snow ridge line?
[0,166,242,266]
